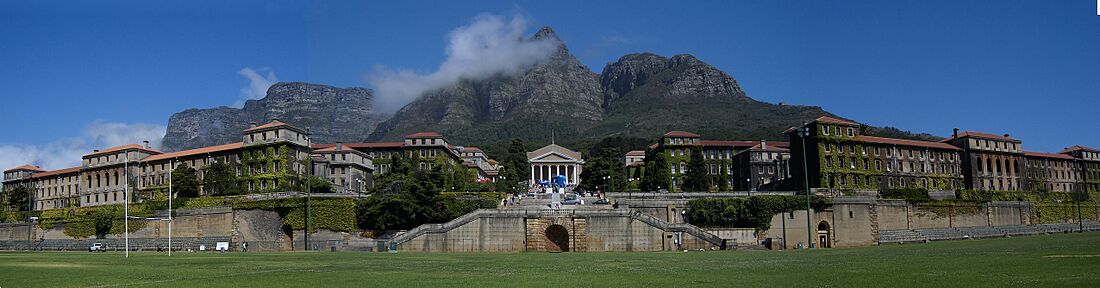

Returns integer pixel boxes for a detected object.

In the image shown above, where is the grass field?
[1,233,1099,287]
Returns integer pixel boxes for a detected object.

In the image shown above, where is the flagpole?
[124,151,129,258]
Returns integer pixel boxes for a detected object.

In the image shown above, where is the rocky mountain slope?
[163,27,934,152]
[366,27,605,142]
[161,82,378,151]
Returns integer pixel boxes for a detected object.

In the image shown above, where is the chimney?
[953,128,959,139]
[93,149,99,153]
[760,140,767,150]
[1003,134,1010,138]
[249,121,257,128]
[272,117,280,123]
[336,142,343,151]
[143,140,150,149]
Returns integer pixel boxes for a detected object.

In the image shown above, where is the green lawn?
[2,233,1099,287]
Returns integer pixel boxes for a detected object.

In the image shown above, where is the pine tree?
[172,164,200,198]
[682,147,710,191]
[642,153,671,191]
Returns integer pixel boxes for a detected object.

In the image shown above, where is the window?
[847,128,854,137]
[822,125,830,135]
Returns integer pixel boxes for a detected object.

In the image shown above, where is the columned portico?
[527,144,585,187]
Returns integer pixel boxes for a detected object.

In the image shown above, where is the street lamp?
[304,129,312,251]
[798,123,813,249]
[355,178,364,201]
[1076,158,1084,233]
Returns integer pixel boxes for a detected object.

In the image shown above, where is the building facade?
[527,144,584,186]
[942,130,1025,191]
[788,117,965,191]
[312,143,374,193]
[731,141,791,191]
[1059,146,1100,192]
[642,131,790,191]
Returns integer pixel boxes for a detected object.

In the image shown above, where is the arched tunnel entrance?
[544,224,570,252]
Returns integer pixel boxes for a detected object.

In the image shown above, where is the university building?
[787,117,965,191]
[311,132,499,182]
[638,131,791,191]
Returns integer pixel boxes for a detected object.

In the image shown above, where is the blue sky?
[1,0,1098,169]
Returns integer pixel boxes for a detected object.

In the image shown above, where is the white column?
[530,165,535,185]
[572,164,578,184]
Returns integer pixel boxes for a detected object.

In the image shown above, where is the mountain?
[369,27,833,144]
[589,52,830,141]
[163,27,932,153]
[366,27,605,142]
[161,82,379,151]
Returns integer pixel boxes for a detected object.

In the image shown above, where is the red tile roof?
[648,143,658,150]
[748,144,790,152]
[84,144,162,158]
[143,142,244,162]
[243,121,289,133]
[625,150,646,156]
[487,159,498,164]
[30,167,81,178]
[343,142,405,149]
[462,147,482,152]
[947,131,1018,142]
[699,140,790,148]
[1059,145,1099,154]
[4,164,44,172]
[814,116,858,126]
[663,131,700,137]
[405,132,444,138]
[1024,151,1075,160]
[856,135,961,151]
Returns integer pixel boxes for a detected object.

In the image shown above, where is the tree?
[308,176,334,193]
[641,153,671,192]
[203,161,241,196]
[717,161,730,191]
[682,147,711,192]
[6,186,29,211]
[579,148,627,192]
[500,139,529,194]
[172,164,200,198]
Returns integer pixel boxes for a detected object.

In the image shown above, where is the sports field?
[1,233,1098,287]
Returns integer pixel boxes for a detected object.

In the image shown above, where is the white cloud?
[0,121,166,171]
[235,67,278,108]
[367,13,560,113]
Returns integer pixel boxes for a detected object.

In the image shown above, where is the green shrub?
[685,196,829,230]
[881,188,930,202]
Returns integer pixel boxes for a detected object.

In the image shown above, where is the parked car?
[89,243,106,252]
[593,198,610,205]
[562,198,581,205]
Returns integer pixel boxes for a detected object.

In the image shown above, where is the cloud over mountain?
[367,13,560,113]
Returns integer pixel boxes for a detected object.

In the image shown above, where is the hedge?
[685,195,829,230]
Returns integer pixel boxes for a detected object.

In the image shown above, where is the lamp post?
[1076,158,1084,233]
[26,175,35,251]
[798,124,813,249]
[355,178,363,201]
[304,129,312,251]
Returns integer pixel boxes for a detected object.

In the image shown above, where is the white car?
[89,243,106,252]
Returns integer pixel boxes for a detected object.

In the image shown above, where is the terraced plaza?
[1,232,1098,287]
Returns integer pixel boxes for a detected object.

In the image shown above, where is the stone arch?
[816,221,832,248]
[544,224,569,252]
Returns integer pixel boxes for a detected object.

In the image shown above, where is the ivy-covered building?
[640,131,790,191]
[787,116,965,191]
[312,132,495,183]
